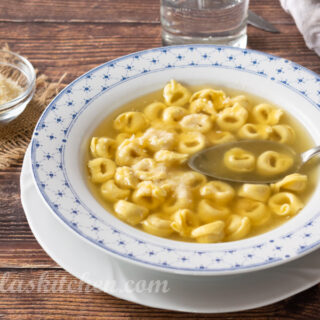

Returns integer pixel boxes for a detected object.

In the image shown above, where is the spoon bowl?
[188,140,307,184]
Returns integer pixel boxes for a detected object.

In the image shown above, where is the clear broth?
[85,85,319,242]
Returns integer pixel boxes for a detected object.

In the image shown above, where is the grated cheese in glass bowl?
[0,74,23,105]
[0,50,35,123]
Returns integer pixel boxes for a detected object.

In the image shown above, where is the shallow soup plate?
[30,45,320,276]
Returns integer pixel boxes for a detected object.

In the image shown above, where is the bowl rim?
[30,44,320,275]
[0,49,36,111]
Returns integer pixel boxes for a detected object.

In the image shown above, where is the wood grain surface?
[0,0,319,318]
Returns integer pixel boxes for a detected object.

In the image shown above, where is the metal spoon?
[188,140,320,184]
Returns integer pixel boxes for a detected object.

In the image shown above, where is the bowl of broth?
[30,45,320,275]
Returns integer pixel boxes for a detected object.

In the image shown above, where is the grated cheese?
[0,74,23,105]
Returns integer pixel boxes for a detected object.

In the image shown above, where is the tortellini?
[115,138,147,166]
[238,184,271,202]
[190,89,227,111]
[198,199,230,223]
[162,183,193,214]
[226,215,251,241]
[163,80,191,106]
[207,131,236,145]
[224,148,255,173]
[101,179,130,202]
[144,102,167,121]
[252,104,283,125]
[189,98,217,119]
[200,181,235,204]
[132,181,167,209]
[179,114,212,133]
[237,124,271,140]
[229,95,250,109]
[178,131,206,154]
[268,192,303,216]
[114,166,138,189]
[235,198,270,226]
[271,173,307,193]
[88,158,116,183]
[141,213,173,237]
[154,150,188,165]
[114,200,148,225]
[90,137,117,159]
[114,111,148,133]
[216,103,248,131]
[88,81,313,244]
[115,132,132,145]
[171,209,199,237]
[182,171,207,190]
[191,221,225,243]
[162,197,193,214]
[269,124,295,144]
[132,158,167,181]
[257,151,293,176]
[139,127,176,152]
[162,106,187,124]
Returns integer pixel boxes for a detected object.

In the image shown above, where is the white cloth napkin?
[280,0,320,56]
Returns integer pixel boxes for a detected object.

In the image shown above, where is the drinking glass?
[160,0,249,48]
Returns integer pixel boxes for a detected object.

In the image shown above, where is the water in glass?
[161,0,249,48]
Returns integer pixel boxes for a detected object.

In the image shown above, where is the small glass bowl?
[0,50,36,123]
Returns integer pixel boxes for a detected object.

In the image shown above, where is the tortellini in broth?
[87,81,315,243]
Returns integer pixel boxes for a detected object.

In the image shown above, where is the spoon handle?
[301,145,320,164]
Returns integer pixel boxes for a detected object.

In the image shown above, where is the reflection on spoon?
[188,140,320,184]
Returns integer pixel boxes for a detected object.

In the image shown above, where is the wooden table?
[0,0,319,318]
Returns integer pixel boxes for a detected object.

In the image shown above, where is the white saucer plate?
[21,146,320,313]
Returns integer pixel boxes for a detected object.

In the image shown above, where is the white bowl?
[30,45,320,276]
